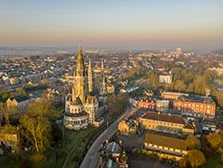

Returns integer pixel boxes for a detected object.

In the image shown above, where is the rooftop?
[141,112,185,125]
[161,92,189,96]
[9,96,29,102]
[106,142,121,154]
[144,133,187,150]
[178,95,215,104]
[64,111,88,118]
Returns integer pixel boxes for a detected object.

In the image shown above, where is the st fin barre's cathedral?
[63,43,108,130]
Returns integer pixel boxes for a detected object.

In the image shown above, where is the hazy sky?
[0,0,223,50]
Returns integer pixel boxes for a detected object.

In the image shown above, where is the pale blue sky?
[0,0,222,50]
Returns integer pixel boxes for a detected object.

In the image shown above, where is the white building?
[159,72,173,84]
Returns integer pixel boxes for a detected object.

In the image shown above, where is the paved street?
[79,106,138,168]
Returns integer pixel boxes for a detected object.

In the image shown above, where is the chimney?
[106,139,109,145]
[123,150,126,157]
[119,140,122,146]
[205,88,210,97]
[116,156,119,163]
[99,157,103,165]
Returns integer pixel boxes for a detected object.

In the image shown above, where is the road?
[79,106,138,168]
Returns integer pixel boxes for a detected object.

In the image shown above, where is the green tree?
[2,92,9,102]
[27,98,57,118]
[186,150,206,168]
[20,114,51,152]
[204,70,217,83]
[171,67,183,81]
[108,93,129,117]
[192,76,208,95]
[0,102,18,126]
[212,89,223,107]
[205,133,222,149]
[186,134,201,150]
[174,80,186,91]
[19,99,54,152]
[146,71,159,90]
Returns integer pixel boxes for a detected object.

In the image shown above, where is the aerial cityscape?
[0,1,223,168]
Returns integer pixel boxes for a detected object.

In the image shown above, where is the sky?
[0,0,223,50]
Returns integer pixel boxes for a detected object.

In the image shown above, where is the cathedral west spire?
[88,58,93,93]
[76,41,84,76]
[72,41,86,103]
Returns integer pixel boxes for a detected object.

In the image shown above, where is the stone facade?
[139,112,194,135]
[156,100,170,112]
[64,43,108,130]
[159,72,173,84]
[118,118,138,135]
[6,96,33,113]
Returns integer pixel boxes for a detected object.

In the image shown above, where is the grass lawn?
[0,155,20,168]
[203,156,223,168]
[64,126,95,151]
[55,152,67,168]
[65,127,97,168]
[46,126,96,168]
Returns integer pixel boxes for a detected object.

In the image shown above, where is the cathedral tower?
[72,42,87,103]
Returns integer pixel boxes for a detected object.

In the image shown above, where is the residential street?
[79,106,137,168]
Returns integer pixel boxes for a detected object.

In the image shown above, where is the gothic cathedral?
[63,42,108,130]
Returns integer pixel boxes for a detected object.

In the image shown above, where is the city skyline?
[0,0,223,51]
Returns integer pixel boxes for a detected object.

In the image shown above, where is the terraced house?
[173,95,216,118]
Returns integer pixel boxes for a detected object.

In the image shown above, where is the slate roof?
[64,111,88,117]
[71,97,83,105]
[144,133,187,150]
[141,112,185,125]
[10,96,29,103]
[183,123,194,129]
[106,142,121,153]
[101,158,118,168]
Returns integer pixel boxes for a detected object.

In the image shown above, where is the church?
[63,43,108,130]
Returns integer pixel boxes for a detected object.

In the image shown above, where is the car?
[160,159,165,165]
[169,160,173,166]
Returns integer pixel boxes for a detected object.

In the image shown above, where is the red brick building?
[173,95,216,118]
[137,99,156,110]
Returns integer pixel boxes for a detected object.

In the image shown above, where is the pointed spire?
[76,41,84,76]
[88,58,93,93]
[101,58,104,71]
[78,40,82,51]
[72,41,86,103]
